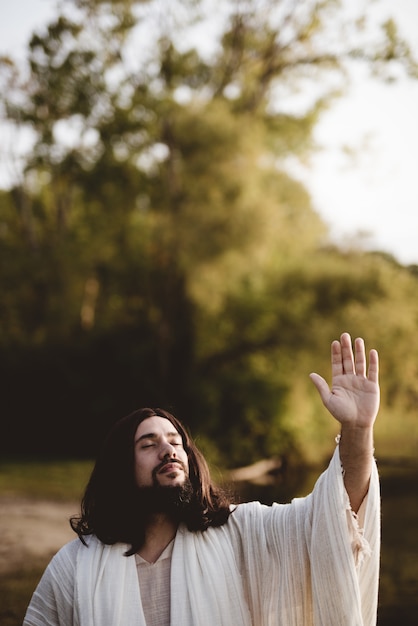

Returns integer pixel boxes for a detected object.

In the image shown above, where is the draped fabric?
[23,446,380,626]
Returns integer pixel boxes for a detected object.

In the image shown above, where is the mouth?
[157,460,184,475]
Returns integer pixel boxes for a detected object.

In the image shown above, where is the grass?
[0,458,93,500]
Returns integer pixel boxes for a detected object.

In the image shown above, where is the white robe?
[23,446,380,626]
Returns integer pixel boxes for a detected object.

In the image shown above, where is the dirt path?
[0,496,79,574]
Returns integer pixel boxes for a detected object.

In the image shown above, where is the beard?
[134,476,194,520]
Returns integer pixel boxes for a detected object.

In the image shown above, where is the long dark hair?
[70,408,232,554]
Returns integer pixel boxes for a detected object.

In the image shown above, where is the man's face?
[134,416,189,488]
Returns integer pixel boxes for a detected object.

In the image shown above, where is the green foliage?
[0,0,417,464]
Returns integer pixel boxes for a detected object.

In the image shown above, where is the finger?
[340,332,355,374]
[309,372,331,404]
[331,339,343,377]
[354,337,366,377]
[367,348,379,384]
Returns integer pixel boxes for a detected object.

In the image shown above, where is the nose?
[159,440,177,460]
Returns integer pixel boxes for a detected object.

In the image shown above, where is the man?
[23,332,380,625]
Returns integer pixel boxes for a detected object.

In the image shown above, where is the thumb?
[309,372,331,404]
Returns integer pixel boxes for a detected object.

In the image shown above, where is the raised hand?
[309,332,380,429]
[310,332,379,511]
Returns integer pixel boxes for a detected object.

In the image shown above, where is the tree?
[0,0,416,461]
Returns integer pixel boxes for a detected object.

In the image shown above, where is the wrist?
[338,425,375,458]
[339,423,374,439]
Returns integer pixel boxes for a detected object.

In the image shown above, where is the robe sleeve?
[23,539,79,626]
[230,445,380,626]
[308,445,380,625]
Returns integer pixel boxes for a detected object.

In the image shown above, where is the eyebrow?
[135,431,182,444]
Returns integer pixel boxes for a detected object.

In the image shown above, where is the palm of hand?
[325,374,380,428]
[310,333,380,428]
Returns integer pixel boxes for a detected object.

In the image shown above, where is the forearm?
[339,425,375,513]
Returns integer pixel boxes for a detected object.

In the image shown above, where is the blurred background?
[0,1,417,624]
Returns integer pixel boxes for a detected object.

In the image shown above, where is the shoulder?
[44,537,84,574]
[23,540,84,625]
[48,534,111,569]
[41,536,124,587]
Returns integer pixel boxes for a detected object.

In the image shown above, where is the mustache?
[152,457,187,480]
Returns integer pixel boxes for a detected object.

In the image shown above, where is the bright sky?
[1,0,417,266]
[299,0,418,267]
